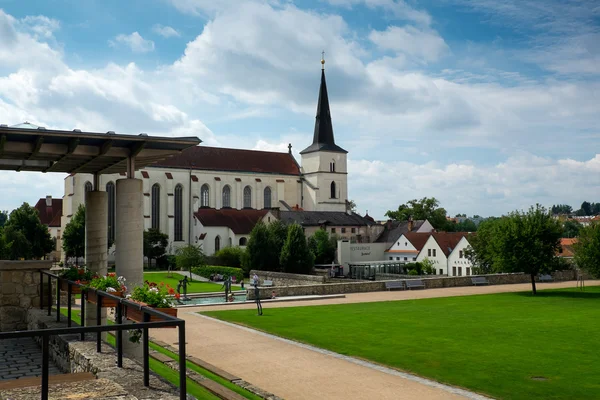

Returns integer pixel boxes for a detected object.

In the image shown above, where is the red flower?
[175,293,181,300]
[78,269,85,275]
[108,273,116,277]
[168,288,175,295]
[75,280,81,284]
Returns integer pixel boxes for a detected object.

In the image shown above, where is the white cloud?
[110,32,155,53]
[152,24,180,38]
[326,0,432,26]
[19,15,60,39]
[369,25,449,62]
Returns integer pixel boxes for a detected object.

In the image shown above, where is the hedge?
[192,265,244,283]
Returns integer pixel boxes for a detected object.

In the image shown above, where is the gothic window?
[263,187,272,209]
[106,182,115,245]
[215,236,221,252]
[151,184,160,230]
[84,181,93,192]
[174,184,183,241]
[330,181,336,199]
[222,185,231,208]
[330,160,336,172]
[243,186,252,208]
[201,184,209,208]
[239,237,247,246]
[228,237,232,247]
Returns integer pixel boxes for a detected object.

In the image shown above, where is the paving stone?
[0,338,62,382]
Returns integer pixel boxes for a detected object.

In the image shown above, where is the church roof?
[300,67,347,155]
[194,208,269,234]
[33,197,63,227]
[152,146,301,176]
[375,220,428,243]
[278,211,374,227]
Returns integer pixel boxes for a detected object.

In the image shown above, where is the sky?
[0,0,599,219]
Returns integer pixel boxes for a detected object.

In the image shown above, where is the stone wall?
[247,272,577,300]
[0,260,51,331]
[27,308,179,400]
[251,270,326,286]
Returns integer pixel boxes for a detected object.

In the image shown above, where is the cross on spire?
[321,50,325,69]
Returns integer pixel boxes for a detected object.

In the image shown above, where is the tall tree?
[175,244,205,280]
[280,224,315,274]
[244,222,280,272]
[580,201,592,216]
[346,199,357,213]
[551,204,572,215]
[464,218,497,274]
[574,223,600,277]
[308,228,337,264]
[562,220,582,238]
[143,228,169,269]
[0,210,8,228]
[268,220,288,271]
[385,197,449,229]
[466,205,562,295]
[2,202,53,260]
[62,205,86,263]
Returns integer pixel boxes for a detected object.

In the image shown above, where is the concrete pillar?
[115,178,144,359]
[84,190,108,330]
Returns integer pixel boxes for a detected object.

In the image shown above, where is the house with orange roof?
[416,232,474,276]
[558,238,577,259]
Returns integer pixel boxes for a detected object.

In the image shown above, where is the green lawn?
[143,272,242,293]
[204,286,600,400]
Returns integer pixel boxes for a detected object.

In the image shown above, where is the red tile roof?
[34,198,63,227]
[152,146,301,176]
[194,208,268,234]
[402,232,432,251]
[430,232,470,256]
[559,238,577,257]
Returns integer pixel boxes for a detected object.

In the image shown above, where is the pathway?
[151,280,598,400]
[0,338,62,381]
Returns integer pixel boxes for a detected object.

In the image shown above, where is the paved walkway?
[151,281,599,400]
[0,338,61,381]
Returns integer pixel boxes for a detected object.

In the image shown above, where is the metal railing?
[0,271,187,400]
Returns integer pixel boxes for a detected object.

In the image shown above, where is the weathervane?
[321,50,325,69]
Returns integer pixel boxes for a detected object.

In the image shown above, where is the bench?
[262,280,274,287]
[471,277,489,286]
[539,274,553,282]
[385,281,405,291]
[405,279,425,290]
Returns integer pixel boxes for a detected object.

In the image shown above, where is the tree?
[0,210,7,228]
[580,201,592,216]
[451,219,478,232]
[346,199,357,213]
[308,228,336,264]
[244,222,280,273]
[3,202,53,260]
[268,220,289,271]
[214,246,245,269]
[466,205,562,295]
[574,223,600,277]
[62,205,86,263]
[143,228,169,269]
[455,213,467,217]
[280,224,315,274]
[562,220,582,238]
[551,204,572,215]
[175,244,205,280]
[385,197,449,230]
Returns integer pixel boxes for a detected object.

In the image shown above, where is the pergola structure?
[0,123,201,335]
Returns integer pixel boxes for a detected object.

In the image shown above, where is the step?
[0,372,96,391]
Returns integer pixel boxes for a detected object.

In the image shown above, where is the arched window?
[174,184,183,241]
[263,187,272,209]
[228,237,232,247]
[239,237,247,246]
[243,186,252,208]
[106,182,115,245]
[330,160,336,172]
[84,181,93,192]
[215,236,221,252]
[222,185,231,208]
[201,184,209,208]
[330,181,336,199]
[151,184,160,230]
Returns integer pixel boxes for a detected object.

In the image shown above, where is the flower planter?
[60,280,86,295]
[86,290,123,307]
[125,301,177,327]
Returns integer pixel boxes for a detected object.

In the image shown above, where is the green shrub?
[214,247,245,269]
[192,265,243,282]
[408,269,419,275]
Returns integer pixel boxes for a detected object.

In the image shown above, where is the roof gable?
[278,211,374,226]
[430,232,470,257]
[33,198,63,227]
[152,146,301,176]
[375,220,428,243]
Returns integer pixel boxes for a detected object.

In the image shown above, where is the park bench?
[262,280,274,287]
[471,277,489,286]
[405,279,425,290]
[539,274,553,282]
[385,281,405,291]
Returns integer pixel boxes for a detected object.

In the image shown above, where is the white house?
[446,236,474,277]
[416,232,472,276]
[385,231,431,262]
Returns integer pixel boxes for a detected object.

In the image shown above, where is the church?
[61,58,378,259]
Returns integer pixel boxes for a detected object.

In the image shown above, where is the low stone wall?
[27,308,179,399]
[0,260,52,331]
[247,272,578,300]
[375,273,446,281]
[251,270,326,286]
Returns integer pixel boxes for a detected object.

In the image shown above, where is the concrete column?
[84,190,108,330]
[115,178,144,359]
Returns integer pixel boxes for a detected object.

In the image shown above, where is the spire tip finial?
[321,50,325,69]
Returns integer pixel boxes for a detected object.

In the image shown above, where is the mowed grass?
[204,286,600,400]
[143,272,241,293]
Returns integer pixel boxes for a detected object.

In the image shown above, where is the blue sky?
[0,0,599,218]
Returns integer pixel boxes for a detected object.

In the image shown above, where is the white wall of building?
[447,236,474,277]
[301,151,347,212]
[416,236,448,275]
[385,233,419,262]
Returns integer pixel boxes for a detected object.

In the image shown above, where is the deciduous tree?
[3,203,53,260]
[62,205,86,263]
[574,223,600,277]
[143,228,169,269]
[308,228,337,265]
[175,244,205,280]
[562,219,582,238]
[280,224,315,274]
[385,197,449,230]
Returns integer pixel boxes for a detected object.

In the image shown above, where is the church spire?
[300,52,348,155]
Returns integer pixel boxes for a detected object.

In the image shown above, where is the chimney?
[386,220,393,229]
[408,216,414,232]
[45,195,52,207]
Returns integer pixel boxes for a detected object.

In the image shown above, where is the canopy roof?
[0,124,201,174]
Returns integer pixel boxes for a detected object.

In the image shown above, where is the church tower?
[300,54,348,212]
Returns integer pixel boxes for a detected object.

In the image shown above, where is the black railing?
[0,271,187,400]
